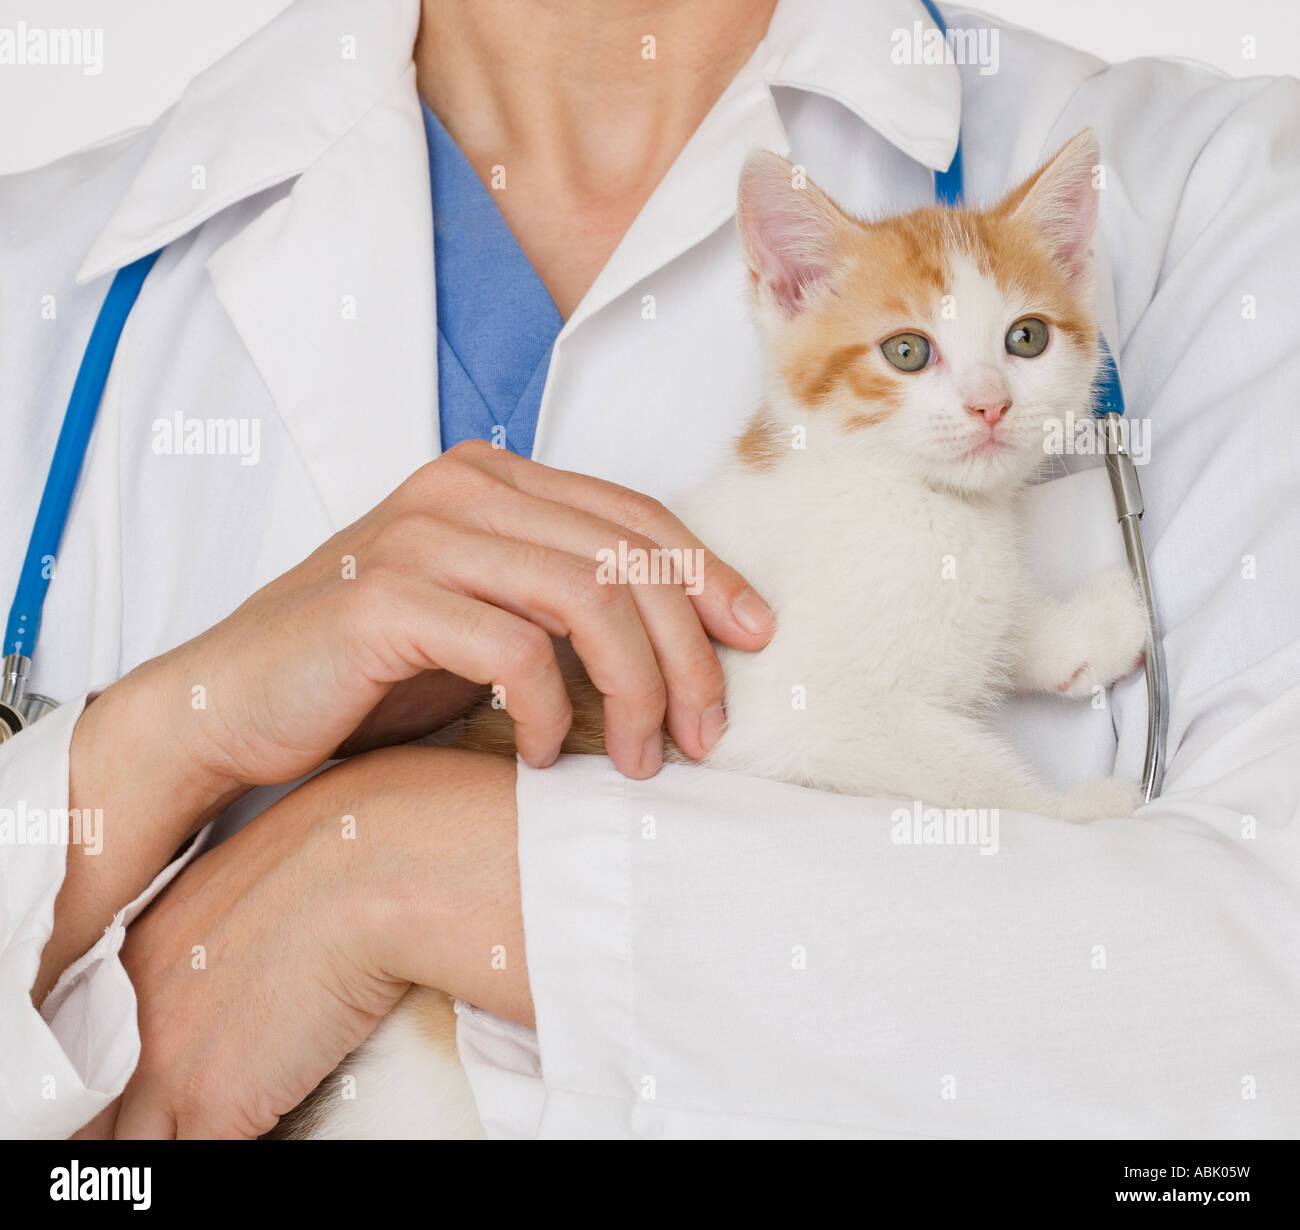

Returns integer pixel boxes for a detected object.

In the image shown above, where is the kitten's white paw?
[1055,567,1147,698]
[1054,777,1144,823]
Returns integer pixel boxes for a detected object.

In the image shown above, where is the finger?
[611,575,724,760]
[114,1081,177,1140]
[173,1108,256,1140]
[384,583,574,771]
[440,444,777,650]
[411,530,667,777]
[335,670,488,757]
[463,486,725,758]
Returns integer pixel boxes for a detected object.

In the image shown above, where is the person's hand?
[100,768,405,1140]
[136,440,774,792]
[49,443,771,1007]
[73,744,522,1140]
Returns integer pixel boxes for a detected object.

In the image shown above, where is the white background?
[0,0,1297,173]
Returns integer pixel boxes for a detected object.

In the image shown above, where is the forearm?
[313,744,533,1028]
[199,742,532,1029]
[33,660,245,1004]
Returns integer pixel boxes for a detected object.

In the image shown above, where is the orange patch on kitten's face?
[778,218,943,425]
[966,210,1094,354]
[777,200,1095,431]
[794,343,869,405]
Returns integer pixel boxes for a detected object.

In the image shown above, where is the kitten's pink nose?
[965,393,1011,425]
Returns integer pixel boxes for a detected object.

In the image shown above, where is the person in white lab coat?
[1,0,1298,1140]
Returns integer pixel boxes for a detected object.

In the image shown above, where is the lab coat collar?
[77,0,959,287]
[76,0,432,533]
[558,0,961,338]
[764,0,961,173]
[76,0,421,284]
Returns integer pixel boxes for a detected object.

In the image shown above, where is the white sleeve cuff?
[454,753,634,1138]
[0,694,207,1138]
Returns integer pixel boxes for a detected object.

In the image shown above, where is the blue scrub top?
[422,101,563,458]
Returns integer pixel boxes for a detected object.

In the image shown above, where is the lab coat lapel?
[206,63,440,530]
[559,0,961,343]
[76,0,435,532]
[560,60,790,344]
[533,60,792,462]
[77,0,423,283]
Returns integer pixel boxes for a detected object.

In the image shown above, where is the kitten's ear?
[737,151,852,314]
[1002,128,1100,296]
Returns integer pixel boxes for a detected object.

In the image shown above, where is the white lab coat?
[1,0,1298,1139]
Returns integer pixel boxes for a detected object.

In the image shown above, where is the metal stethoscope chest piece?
[0,653,58,742]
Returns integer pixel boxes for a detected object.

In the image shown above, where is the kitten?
[274,127,1146,1139]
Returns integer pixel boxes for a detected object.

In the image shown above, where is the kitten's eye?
[881,332,932,372]
[1006,317,1049,357]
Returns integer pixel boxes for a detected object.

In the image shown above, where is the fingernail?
[536,745,560,769]
[640,731,663,776]
[732,587,775,637]
[699,702,726,753]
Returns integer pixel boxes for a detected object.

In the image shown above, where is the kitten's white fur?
[295,131,1146,1140]
[279,987,482,1139]
[676,249,1145,821]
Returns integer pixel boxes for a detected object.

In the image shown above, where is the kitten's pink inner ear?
[738,152,846,314]
[1007,129,1101,293]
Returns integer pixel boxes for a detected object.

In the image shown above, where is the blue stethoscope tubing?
[0,250,160,738]
[1,31,1169,801]
[5,250,159,658]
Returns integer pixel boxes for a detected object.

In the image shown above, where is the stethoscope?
[921,0,1168,803]
[1,249,159,743]
[0,25,1170,802]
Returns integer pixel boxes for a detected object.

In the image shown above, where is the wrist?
[300,748,444,980]
[265,744,529,1025]
[338,746,531,1024]
[72,657,246,847]
[36,665,248,1006]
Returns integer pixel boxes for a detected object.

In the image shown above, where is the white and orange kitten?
[278,128,1146,1139]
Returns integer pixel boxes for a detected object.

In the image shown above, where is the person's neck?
[415,0,778,317]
